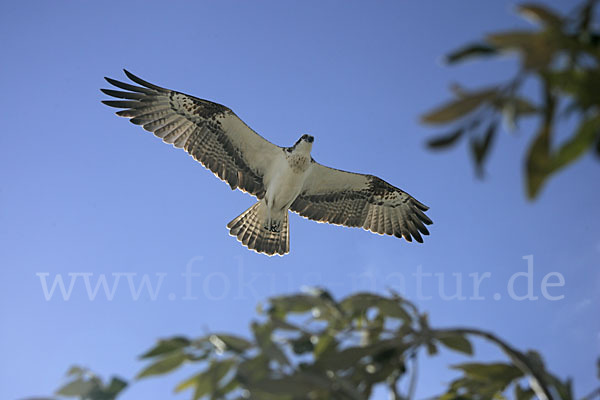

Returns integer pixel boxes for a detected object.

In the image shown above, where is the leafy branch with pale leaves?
[422,0,600,199]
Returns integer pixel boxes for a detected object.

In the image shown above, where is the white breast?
[263,152,311,212]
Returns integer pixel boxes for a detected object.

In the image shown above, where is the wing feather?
[140,114,181,133]
[290,163,432,243]
[100,89,146,100]
[101,70,281,197]
[383,207,393,236]
[104,76,156,94]
[155,118,190,140]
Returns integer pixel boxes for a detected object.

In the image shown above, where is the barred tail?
[226,202,289,256]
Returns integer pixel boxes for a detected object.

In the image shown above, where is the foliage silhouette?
[422,0,600,199]
[40,290,598,400]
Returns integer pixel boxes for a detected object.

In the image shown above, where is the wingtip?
[416,201,430,212]
[120,69,166,91]
[104,76,119,86]
[123,69,139,82]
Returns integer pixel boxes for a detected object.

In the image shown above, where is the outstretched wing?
[101,70,281,199]
[290,163,433,242]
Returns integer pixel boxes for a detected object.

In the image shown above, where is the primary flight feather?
[101,70,433,256]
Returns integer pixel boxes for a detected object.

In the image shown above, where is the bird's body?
[102,70,433,256]
[264,139,313,225]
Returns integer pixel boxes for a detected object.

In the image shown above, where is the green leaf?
[524,350,545,370]
[487,31,537,48]
[316,339,402,370]
[377,298,412,323]
[452,362,523,383]
[270,317,303,332]
[547,69,600,110]
[340,292,381,314]
[525,115,552,199]
[313,333,336,358]
[470,121,497,175]
[139,336,190,359]
[56,378,96,397]
[487,31,554,69]
[248,371,354,398]
[252,322,289,366]
[365,312,385,344]
[248,376,317,396]
[426,341,438,356]
[236,355,270,383]
[104,377,128,397]
[526,98,598,199]
[174,373,202,393]
[66,366,86,377]
[551,116,600,171]
[547,375,573,400]
[268,294,332,320]
[340,292,412,323]
[492,95,537,132]
[511,97,538,115]
[136,352,187,379]
[216,376,240,398]
[175,359,236,399]
[176,372,215,400]
[514,383,535,400]
[445,43,498,64]
[496,95,538,115]
[421,88,498,124]
[270,294,317,313]
[517,4,563,27]
[427,129,464,149]
[209,334,253,353]
[437,334,474,355]
[448,362,524,398]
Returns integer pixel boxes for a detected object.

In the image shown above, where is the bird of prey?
[101,70,433,256]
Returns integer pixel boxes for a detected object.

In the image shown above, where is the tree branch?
[434,327,555,400]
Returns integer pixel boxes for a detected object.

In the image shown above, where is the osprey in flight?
[102,70,432,256]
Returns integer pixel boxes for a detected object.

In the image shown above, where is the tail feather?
[227,202,290,256]
[241,223,253,246]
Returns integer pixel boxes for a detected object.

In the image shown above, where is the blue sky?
[1,1,598,399]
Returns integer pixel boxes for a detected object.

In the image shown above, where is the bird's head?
[290,134,314,154]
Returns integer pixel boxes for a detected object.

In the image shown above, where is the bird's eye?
[286,148,292,153]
